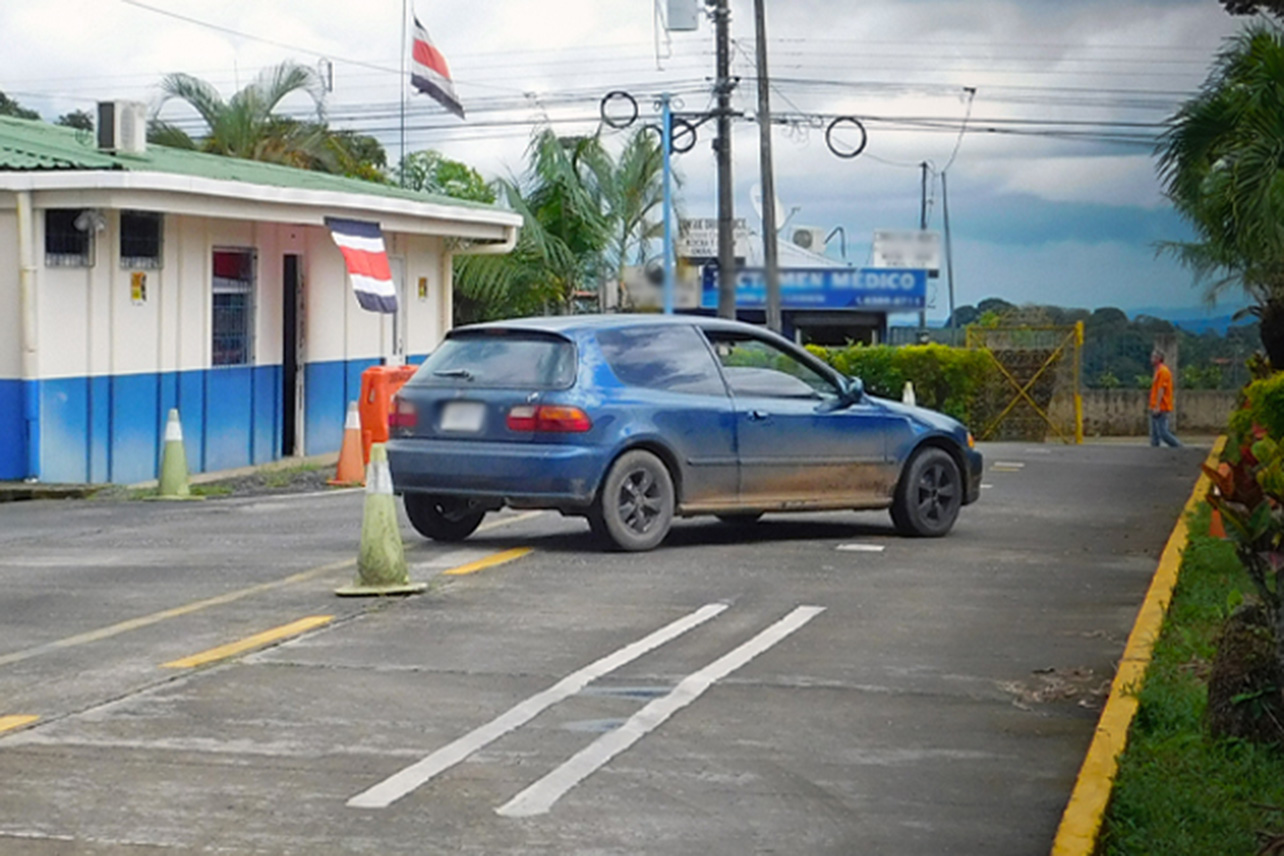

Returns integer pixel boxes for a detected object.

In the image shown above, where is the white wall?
[0,209,18,379]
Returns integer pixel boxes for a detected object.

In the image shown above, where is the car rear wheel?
[404,494,486,542]
[595,450,674,551]
[890,447,962,537]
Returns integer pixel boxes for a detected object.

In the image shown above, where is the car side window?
[703,332,840,400]
[596,326,728,396]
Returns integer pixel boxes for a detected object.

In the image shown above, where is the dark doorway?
[282,254,302,456]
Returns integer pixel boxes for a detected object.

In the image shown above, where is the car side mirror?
[844,376,865,403]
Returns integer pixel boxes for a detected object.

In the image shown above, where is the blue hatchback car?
[386,314,982,551]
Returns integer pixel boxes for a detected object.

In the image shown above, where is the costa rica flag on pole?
[411,15,465,119]
[325,217,397,313]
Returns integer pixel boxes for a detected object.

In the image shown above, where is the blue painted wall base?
[10,357,391,484]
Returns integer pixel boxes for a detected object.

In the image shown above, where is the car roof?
[454,313,765,338]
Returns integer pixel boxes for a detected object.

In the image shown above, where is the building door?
[282,254,304,456]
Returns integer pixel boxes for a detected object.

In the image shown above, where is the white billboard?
[872,229,941,274]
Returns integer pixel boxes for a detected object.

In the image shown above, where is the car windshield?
[411,331,576,389]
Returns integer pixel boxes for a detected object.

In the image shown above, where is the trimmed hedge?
[806,343,995,427]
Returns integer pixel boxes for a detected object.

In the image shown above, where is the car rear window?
[410,331,576,389]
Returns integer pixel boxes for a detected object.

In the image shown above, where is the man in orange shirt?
[1149,350,1181,447]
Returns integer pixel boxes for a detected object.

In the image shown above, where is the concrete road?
[0,441,1208,855]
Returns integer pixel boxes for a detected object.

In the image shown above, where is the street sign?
[872,230,941,274]
[701,267,927,311]
[678,218,748,258]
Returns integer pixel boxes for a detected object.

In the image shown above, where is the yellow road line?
[1050,436,1226,856]
[0,715,38,735]
[442,547,532,576]
[0,559,354,670]
[162,615,334,669]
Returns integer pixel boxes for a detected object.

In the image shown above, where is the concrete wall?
[1049,389,1237,437]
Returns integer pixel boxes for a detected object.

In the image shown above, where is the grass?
[1098,503,1284,855]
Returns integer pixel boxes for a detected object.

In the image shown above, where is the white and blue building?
[0,107,520,484]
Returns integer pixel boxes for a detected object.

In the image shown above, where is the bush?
[806,343,995,426]
[1229,371,1284,442]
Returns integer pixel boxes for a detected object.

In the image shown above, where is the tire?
[404,494,486,542]
[715,512,763,525]
[594,450,675,552]
[890,447,962,537]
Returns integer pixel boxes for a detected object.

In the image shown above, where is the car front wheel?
[404,494,486,542]
[890,447,962,537]
[594,450,675,551]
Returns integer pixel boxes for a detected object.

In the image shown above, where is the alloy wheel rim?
[916,463,958,524]
[617,467,663,534]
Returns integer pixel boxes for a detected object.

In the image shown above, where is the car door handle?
[747,409,770,421]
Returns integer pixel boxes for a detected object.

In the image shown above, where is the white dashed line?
[346,603,730,809]
[495,606,826,818]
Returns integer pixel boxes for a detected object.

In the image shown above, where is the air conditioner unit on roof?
[97,101,147,155]
[790,226,827,252]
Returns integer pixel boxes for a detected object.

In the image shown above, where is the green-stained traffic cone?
[336,444,427,596]
[150,409,201,501]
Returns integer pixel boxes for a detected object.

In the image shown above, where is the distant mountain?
[1128,305,1252,334]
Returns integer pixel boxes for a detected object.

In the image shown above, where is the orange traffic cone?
[329,401,365,486]
[1209,508,1226,539]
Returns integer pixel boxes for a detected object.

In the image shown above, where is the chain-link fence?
[965,325,1083,443]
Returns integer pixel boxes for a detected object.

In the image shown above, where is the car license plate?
[439,401,486,433]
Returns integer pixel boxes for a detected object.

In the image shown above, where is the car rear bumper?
[386,438,607,506]
[964,448,983,505]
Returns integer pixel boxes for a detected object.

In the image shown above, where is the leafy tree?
[1156,24,1284,367]
[325,129,389,182]
[397,150,494,202]
[0,90,39,120]
[55,109,93,131]
[1221,0,1284,15]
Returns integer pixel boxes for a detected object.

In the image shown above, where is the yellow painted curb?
[162,615,334,669]
[1050,436,1227,856]
[442,547,532,576]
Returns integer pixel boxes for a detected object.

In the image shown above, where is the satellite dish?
[749,183,786,231]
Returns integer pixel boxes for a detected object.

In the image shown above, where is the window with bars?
[120,211,163,269]
[212,249,255,367]
[45,209,93,267]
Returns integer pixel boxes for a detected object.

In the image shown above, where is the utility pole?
[918,161,929,331]
[713,0,737,320]
[754,0,781,333]
[942,170,956,331]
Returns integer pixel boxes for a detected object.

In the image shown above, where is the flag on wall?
[325,217,397,313]
[410,15,465,119]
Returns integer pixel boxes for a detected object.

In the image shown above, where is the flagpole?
[399,0,408,187]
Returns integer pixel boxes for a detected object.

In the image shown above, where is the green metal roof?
[0,114,500,213]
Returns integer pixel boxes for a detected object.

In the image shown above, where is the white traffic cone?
[150,409,201,501]
[336,444,427,597]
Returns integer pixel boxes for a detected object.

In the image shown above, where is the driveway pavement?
[0,440,1210,854]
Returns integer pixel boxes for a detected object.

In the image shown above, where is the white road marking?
[981,483,994,490]
[992,461,1025,470]
[346,602,730,809]
[836,543,885,553]
[495,605,826,818]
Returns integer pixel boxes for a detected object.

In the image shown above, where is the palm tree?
[580,128,671,309]
[453,128,610,321]
[149,61,340,172]
[1157,23,1284,367]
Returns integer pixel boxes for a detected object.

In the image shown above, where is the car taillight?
[506,404,592,433]
[389,397,418,429]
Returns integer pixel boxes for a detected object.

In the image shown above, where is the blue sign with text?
[701,267,927,311]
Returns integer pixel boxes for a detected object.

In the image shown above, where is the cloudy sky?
[0,0,1256,321]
